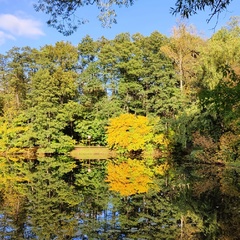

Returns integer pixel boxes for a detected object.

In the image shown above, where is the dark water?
[0,156,239,240]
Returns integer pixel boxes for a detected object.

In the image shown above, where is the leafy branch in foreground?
[34,0,234,35]
[34,0,134,35]
[171,0,233,22]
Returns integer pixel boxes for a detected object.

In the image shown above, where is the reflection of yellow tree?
[1,179,26,218]
[106,159,154,196]
[0,158,29,215]
[0,157,29,239]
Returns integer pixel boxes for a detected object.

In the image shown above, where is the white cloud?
[0,14,45,38]
[0,30,15,45]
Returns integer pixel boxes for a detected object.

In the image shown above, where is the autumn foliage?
[106,113,152,152]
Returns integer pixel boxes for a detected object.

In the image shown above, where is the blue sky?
[0,0,239,54]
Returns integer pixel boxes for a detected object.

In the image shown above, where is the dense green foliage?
[0,18,240,162]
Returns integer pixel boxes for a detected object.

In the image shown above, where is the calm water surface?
[0,156,239,239]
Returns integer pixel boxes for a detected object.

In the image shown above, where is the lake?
[0,156,239,239]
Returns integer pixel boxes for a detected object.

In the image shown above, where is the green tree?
[75,36,110,145]
[0,47,33,112]
[135,31,182,117]
[99,32,181,118]
[22,42,80,153]
[0,47,34,152]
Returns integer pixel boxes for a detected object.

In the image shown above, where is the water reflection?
[0,156,239,239]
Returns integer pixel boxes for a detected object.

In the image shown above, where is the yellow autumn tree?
[106,113,153,152]
[0,117,28,152]
[105,159,154,196]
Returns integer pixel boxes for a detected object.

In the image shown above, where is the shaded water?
[0,156,239,239]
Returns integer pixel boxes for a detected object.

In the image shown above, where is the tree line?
[0,18,240,162]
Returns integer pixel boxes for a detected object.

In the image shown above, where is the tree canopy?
[1,19,240,163]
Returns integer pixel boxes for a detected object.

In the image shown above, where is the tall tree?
[99,32,181,117]
[0,47,34,152]
[22,42,80,153]
[134,31,181,117]
[0,47,33,115]
[161,23,203,94]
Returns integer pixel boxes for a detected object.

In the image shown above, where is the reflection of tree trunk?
[143,195,146,213]
[180,215,184,240]
[15,92,20,108]
[179,52,183,92]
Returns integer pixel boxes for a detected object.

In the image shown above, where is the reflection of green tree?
[115,191,180,239]
[0,157,30,239]
[104,161,240,240]
[172,164,240,240]
[74,159,116,239]
[25,156,82,239]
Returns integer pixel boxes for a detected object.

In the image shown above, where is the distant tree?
[34,0,233,35]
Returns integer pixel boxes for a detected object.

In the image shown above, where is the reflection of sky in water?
[0,157,239,239]
[0,214,15,233]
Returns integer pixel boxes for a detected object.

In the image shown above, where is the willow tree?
[34,0,135,35]
[197,17,240,157]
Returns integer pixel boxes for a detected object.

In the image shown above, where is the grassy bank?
[69,146,116,160]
